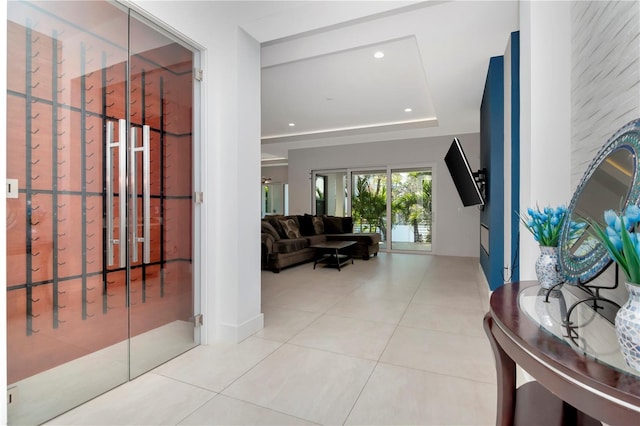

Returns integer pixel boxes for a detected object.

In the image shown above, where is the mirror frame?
[559,119,640,284]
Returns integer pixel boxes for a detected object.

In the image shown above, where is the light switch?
[7,178,19,198]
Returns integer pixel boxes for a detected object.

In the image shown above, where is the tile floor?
[47,253,497,425]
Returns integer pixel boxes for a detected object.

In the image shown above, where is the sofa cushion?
[306,234,328,245]
[323,216,344,233]
[327,232,381,245]
[341,216,354,233]
[279,218,302,239]
[273,238,308,254]
[309,216,322,234]
[261,221,281,241]
[297,214,315,236]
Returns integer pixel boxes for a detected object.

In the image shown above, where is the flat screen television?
[444,138,485,207]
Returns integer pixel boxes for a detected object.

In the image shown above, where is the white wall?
[288,134,481,257]
[129,1,263,342]
[519,1,572,280]
[519,0,640,282]
[261,165,288,184]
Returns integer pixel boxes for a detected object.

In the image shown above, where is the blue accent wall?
[479,31,520,290]
[510,31,520,282]
[480,56,504,290]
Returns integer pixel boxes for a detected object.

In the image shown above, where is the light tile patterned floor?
[48,253,497,425]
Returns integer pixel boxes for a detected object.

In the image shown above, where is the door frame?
[311,163,438,253]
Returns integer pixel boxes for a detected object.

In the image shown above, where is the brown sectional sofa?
[261,214,381,273]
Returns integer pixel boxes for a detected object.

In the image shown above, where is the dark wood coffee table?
[309,241,356,271]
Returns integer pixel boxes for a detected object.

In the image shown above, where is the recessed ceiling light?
[404,108,413,112]
[373,51,385,59]
[288,123,295,127]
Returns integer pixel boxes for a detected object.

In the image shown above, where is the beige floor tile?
[254,305,322,342]
[380,326,496,384]
[305,276,364,295]
[289,314,397,360]
[327,294,410,324]
[346,363,496,425]
[412,279,485,311]
[41,254,499,426]
[348,281,420,302]
[179,394,316,425]
[262,286,346,313]
[400,302,486,337]
[223,344,376,425]
[153,337,282,392]
[47,373,214,425]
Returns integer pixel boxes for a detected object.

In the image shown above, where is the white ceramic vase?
[615,282,640,371]
[535,245,563,289]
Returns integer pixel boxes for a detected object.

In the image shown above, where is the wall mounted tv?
[444,137,486,207]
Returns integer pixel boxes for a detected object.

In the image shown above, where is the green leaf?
[621,217,640,283]
[590,220,631,281]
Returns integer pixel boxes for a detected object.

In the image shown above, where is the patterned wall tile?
[571,1,640,187]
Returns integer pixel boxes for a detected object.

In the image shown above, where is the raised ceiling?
[235,1,520,163]
[261,36,437,142]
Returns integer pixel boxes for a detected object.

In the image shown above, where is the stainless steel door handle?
[106,119,127,268]
[143,125,151,264]
[130,127,138,263]
[130,125,151,264]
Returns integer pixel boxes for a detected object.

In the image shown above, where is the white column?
[519,1,572,280]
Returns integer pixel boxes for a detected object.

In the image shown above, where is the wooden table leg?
[483,312,516,426]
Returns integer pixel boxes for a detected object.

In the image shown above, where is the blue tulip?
[604,210,619,230]
[626,205,640,227]
[608,234,623,251]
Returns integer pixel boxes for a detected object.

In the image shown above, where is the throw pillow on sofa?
[279,218,302,239]
[311,216,324,234]
[341,216,354,233]
[297,214,315,236]
[264,215,287,238]
[323,216,344,233]
[261,221,281,241]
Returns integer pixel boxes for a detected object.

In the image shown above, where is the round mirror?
[559,119,640,284]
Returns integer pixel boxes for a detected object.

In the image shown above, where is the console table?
[484,281,640,425]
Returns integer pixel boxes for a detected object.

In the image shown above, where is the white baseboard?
[215,313,264,343]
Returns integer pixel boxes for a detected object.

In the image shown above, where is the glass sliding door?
[390,169,433,251]
[351,171,387,248]
[6,2,198,423]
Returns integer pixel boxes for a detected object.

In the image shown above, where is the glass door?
[351,171,387,248]
[127,8,197,379]
[6,2,198,424]
[390,169,433,251]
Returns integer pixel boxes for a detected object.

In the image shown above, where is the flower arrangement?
[589,205,640,285]
[520,206,569,247]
